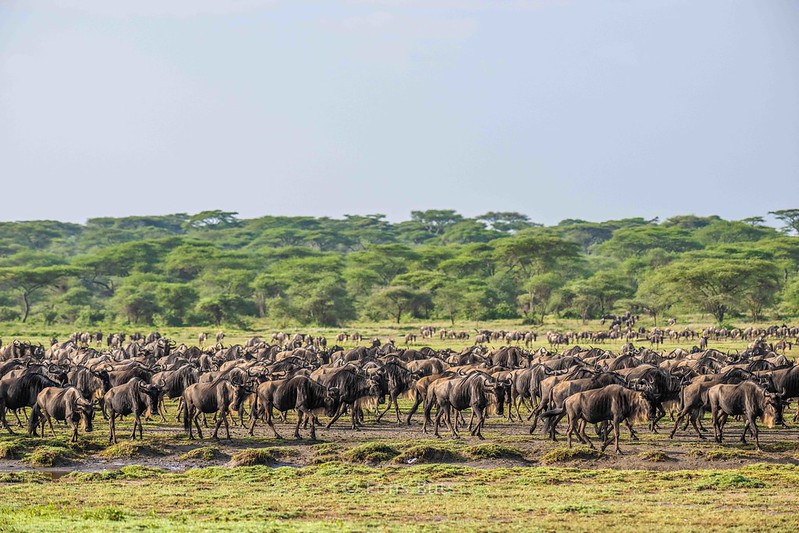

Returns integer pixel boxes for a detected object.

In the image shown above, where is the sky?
[1,0,798,226]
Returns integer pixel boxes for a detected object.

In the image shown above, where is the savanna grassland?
[0,319,798,531]
[1,208,799,531]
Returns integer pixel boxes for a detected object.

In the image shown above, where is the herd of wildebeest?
[0,323,797,456]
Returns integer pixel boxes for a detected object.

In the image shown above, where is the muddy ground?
[2,399,798,475]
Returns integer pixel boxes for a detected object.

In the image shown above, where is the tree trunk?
[21,291,30,323]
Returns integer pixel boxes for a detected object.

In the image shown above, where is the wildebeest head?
[763,388,789,428]
[77,397,94,433]
[367,377,385,405]
[324,386,341,416]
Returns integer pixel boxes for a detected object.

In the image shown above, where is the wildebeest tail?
[182,395,191,433]
[539,407,565,418]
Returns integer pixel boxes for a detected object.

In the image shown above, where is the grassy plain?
[0,318,797,531]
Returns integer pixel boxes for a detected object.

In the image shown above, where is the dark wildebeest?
[68,366,112,416]
[375,362,421,424]
[182,377,252,440]
[423,371,507,439]
[540,371,629,440]
[108,363,158,387]
[103,378,161,443]
[151,365,199,421]
[319,368,384,430]
[250,375,340,440]
[668,368,752,440]
[708,381,787,450]
[0,372,61,433]
[543,384,652,454]
[29,386,94,442]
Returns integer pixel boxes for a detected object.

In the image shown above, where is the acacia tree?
[770,209,799,235]
[650,258,780,323]
[0,266,78,322]
[367,285,431,324]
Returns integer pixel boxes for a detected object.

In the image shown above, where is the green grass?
[229,448,276,467]
[97,441,163,459]
[0,464,797,531]
[342,442,400,463]
[688,447,760,461]
[393,444,464,464]
[638,450,671,462]
[179,446,225,461]
[23,446,76,467]
[695,472,766,490]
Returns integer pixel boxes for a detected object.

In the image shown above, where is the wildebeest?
[317,368,383,430]
[374,362,421,424]
[423,371,506,439]
[68,366,112,415]
[151,365,199,421]
[250,375,340,440]
[543,384,652,454]
[0,372,61,433]
[103,378,161,443]
[29,386,93,442]
[182,377,252,440]
[708,381,787,450]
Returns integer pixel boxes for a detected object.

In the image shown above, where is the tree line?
[0,209,798,328]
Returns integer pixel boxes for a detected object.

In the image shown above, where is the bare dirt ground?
[3,400,797,475]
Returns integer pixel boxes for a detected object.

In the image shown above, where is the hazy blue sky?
[2,0,797,225]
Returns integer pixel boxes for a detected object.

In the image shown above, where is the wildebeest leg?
[612,419,622,454]
[406,391,423,425]
[193,411,204,440]
[326,404,346,428]
[669,410,688,438]
[158,394,167,422]
[175,397,184,422]
[471,405,485,439]
[265,405,283,439]
[131,414,140,440]
[434,405,447,438]
[248,409,259,436]
[71,419,79,443]
[749,417,761,450]
[738,418,750,445]
[224,410,232,439]
[212,410,226,439]
[375,395,393,422]
[294,410,304,439]
[109,413,117,444]
[48,414,57,438]
[578,420,594,448]
[626,419,639,440]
